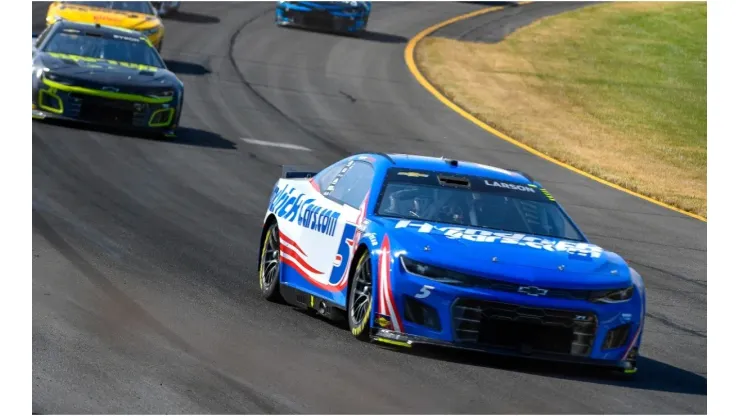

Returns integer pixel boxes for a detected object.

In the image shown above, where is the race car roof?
[383,153,533,185]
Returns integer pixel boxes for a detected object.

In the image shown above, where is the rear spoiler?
[281,165,319,179]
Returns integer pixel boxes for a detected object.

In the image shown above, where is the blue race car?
[275,1,371,34]
[258,153,646,375]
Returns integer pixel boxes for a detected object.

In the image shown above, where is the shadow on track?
[33,119,237,150]
[390,344,707,396]
[162,11,221,24]
[165,60,211,76]
[277,25,407,44]
[255,299,705,396]
[170,126,237,150]
[356,30,408,44]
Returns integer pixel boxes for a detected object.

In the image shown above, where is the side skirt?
[279,284,346,322]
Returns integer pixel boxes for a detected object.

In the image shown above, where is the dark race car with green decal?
[32,20,183,137]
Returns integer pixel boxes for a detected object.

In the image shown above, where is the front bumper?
[275,4,368,33]
[375,271,643,373]
[32,78,179,132]
[371,328,638,372]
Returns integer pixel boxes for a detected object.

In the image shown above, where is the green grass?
[521,2,707,167]
[417,2,707,217]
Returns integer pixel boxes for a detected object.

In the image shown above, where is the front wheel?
[348,251,373,340]
[259,221,283,301]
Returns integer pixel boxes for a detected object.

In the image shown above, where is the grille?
[452,299,597,356]
[286,9,337,27]
[75,95,136,125]
[71,94,137,111]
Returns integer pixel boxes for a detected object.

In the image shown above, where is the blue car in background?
[275,1,372,34]
[257,153,646,376]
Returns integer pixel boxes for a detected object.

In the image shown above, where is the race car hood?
[49,3,160,30]
[376,218,633,290]
[38,52,178,88]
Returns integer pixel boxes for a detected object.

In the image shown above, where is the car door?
[275,159,375,304]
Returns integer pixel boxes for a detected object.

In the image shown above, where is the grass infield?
[416,2,707,217]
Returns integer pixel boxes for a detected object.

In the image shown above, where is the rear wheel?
[348,251,373,341]
[259,222,282,301]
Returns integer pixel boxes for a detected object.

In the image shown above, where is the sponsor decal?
[540,188,556,201]
[358,218,369,232]
[375,314,393,329]
[270,185,340,237]
[324,160,353,196]
[364,232,378,246]
[113,34,141,42]
[484,180,536,193]
[397,171,429,178]
[394,220,603,258]
[93,15,123,23]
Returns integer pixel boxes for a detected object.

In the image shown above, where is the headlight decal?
[44,72,75,86]
[147,89,174,99]
[589,286,634,303]
[400,256,471,286]
[139,27,161,36]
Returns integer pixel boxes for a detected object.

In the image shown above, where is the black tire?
[348,250,373,341]
[259,221,283,301]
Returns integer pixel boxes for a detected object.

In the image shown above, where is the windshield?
[375,168,585,241]
[43,29,165,68]
[66,1,156,15]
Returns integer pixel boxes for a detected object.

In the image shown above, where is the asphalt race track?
[32,2,707,414]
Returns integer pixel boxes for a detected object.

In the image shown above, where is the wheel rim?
[260,225,280,290]
[349,255,372,326]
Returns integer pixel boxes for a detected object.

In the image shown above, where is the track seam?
[404,3,707,223]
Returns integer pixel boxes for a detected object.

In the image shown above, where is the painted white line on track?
[240,138,312,151]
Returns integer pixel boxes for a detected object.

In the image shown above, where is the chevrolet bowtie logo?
[517,286,548,296]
